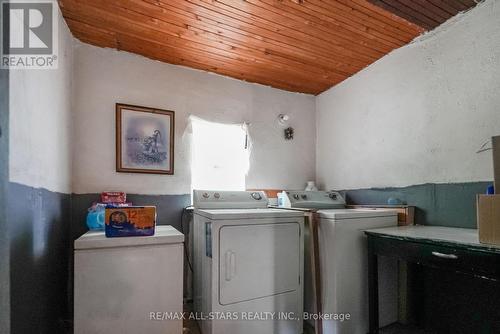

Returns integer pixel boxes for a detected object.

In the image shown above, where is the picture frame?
[116,103,175,174]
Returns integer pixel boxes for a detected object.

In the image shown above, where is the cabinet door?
[74,244,183,334]
[219,222,301,305]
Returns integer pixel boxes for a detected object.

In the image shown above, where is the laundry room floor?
[183,318,200,334]
[182,303,200,334]
[181,302,316,334]
[380,323,438,334]
[183,321,315,334]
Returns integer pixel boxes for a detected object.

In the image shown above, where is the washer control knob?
[251,192,262,200]
[214,193,220,199]
[301,194,307,200]
[293,194,300,200]
[329,193,337,200]
[202,192,210,199]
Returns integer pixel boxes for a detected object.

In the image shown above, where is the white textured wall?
[72,43,316,195]
[9,8,73,193]
[316,0,500,191]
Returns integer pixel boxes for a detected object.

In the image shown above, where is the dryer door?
[219,222,301,305]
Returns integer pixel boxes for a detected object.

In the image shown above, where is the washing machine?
[280,191,398,334]
[192,190,305,334]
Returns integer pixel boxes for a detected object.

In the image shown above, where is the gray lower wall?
[7,182,71,334]
[1,67,10,332]
[340,182,491,229]
[4,179,490,333]
[4,185,190,334]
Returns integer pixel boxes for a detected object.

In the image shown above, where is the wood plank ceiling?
[367,0,478,30]
[58,0,476,95]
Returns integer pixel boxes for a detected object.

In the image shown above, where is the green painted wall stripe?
[341,182,491,229]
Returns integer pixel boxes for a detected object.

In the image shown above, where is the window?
[191,117,249,191]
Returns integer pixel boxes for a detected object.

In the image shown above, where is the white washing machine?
[280,191,398,334]
[193,190,305,334]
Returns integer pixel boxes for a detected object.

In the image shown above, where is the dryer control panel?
[193,190,268,209]
[280,191,346,209]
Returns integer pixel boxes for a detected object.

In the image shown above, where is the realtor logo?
[1,0,58,69]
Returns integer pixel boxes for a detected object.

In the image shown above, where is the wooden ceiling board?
[366,0,478,30]
[64,0,361,73]
[59,0,434,94]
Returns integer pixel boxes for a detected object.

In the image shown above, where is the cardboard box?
[101,191,126,204]
[477,195,500,245]
[105,206,156,237]
[493,136,500,194]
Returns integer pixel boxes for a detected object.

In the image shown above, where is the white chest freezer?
[74,225,184,334]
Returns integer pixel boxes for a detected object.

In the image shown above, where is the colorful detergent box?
[105,206,156,237]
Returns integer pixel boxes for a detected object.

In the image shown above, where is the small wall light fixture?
[277,114,290,126]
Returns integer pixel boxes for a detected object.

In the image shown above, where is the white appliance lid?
[194,208,305,220]
[74,225,184,250]
[318,208,398,220]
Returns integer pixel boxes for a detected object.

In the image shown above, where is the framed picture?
[116,103,174,174]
